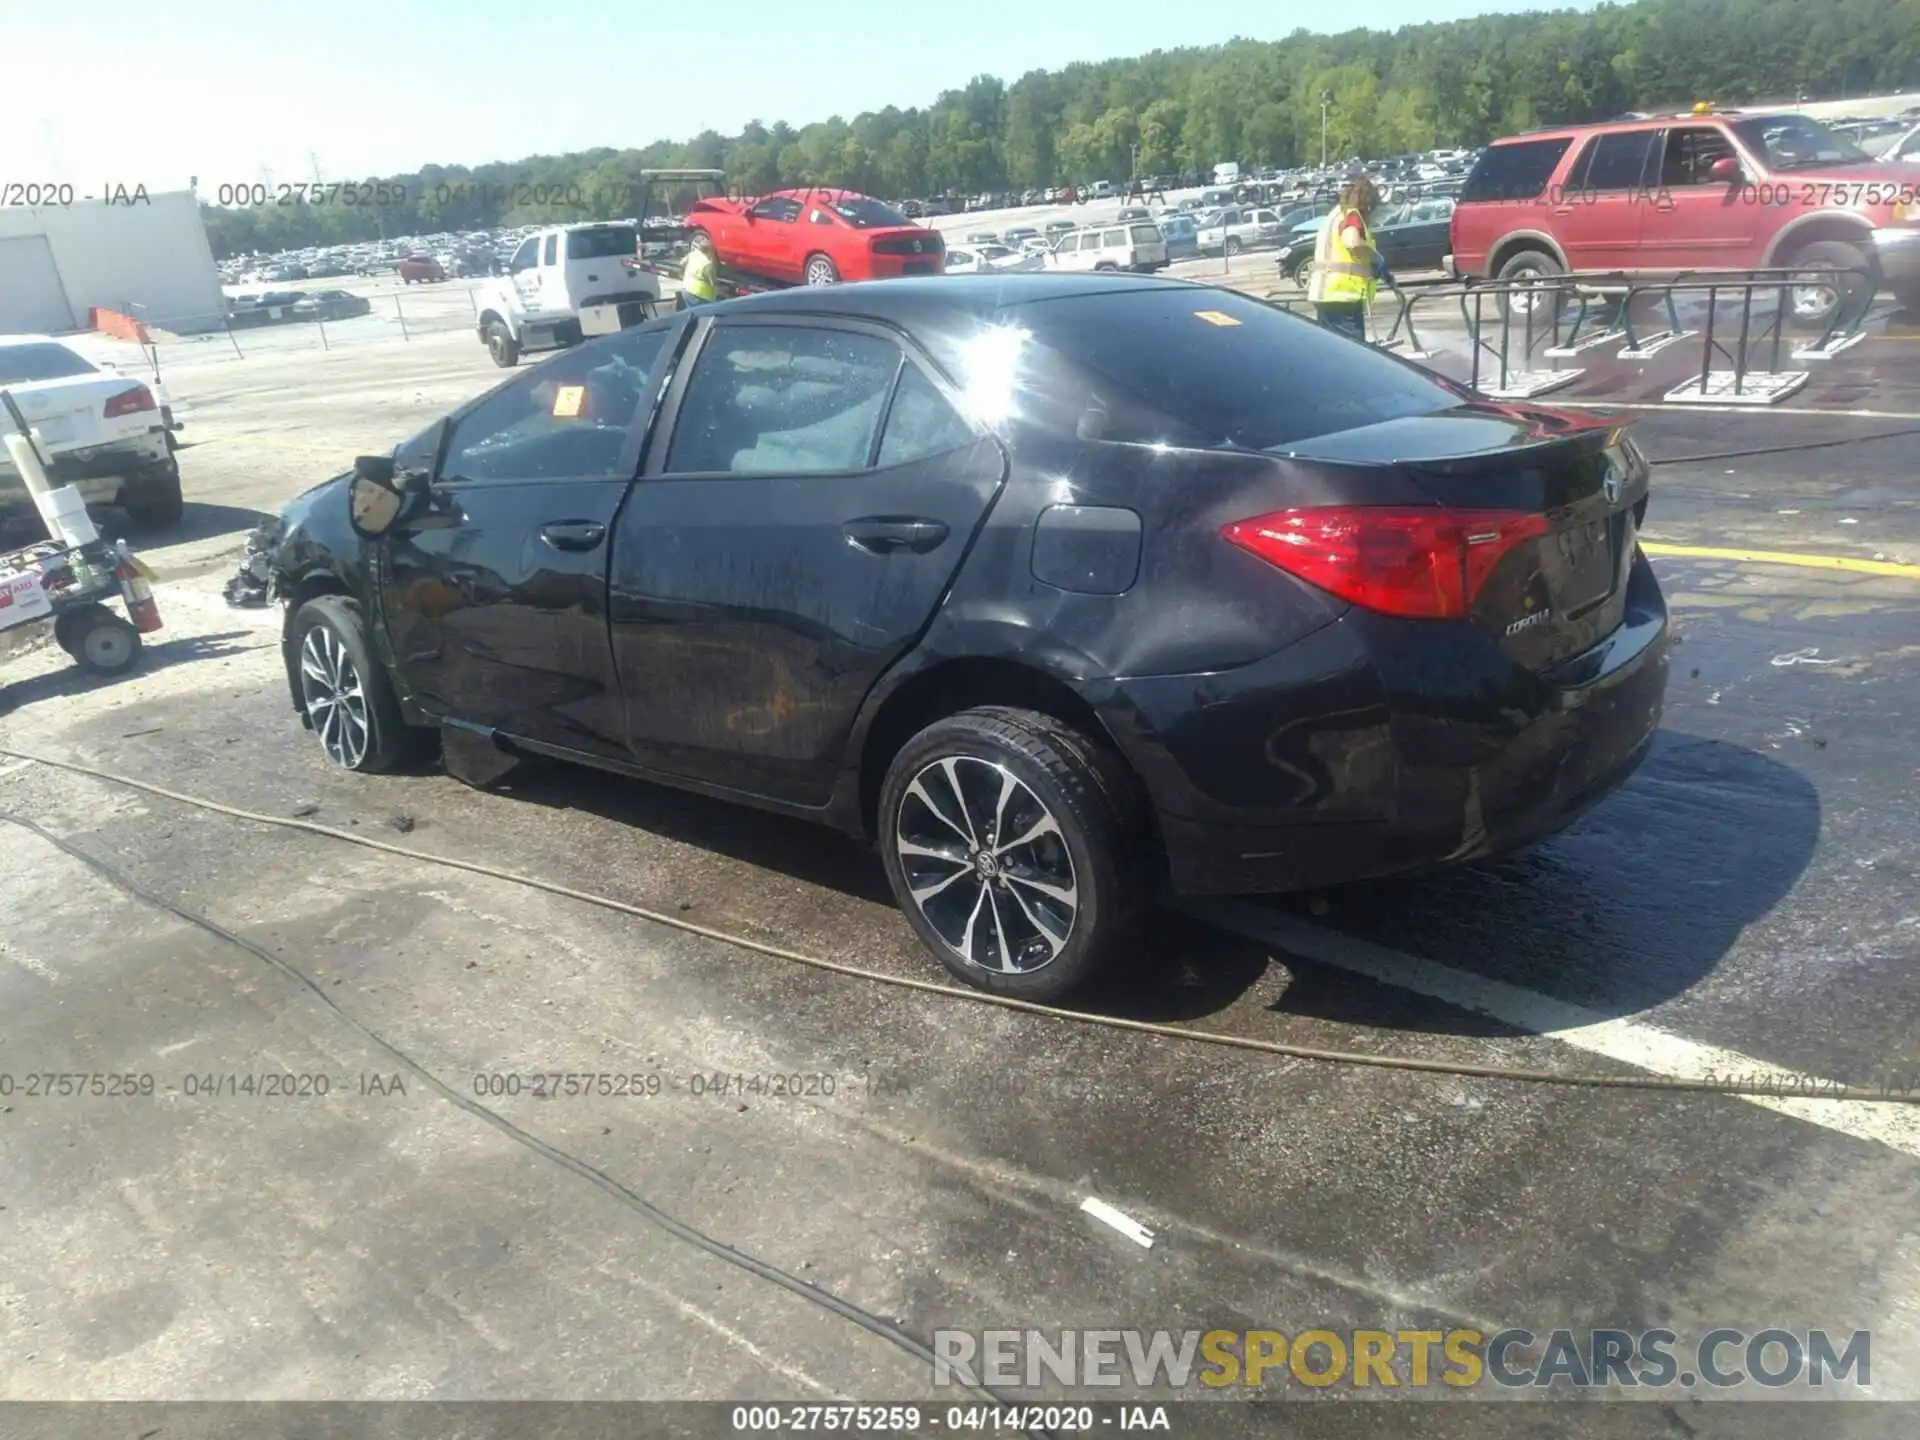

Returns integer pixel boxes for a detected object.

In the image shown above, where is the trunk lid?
[2,373,121,451]
[1275,406,1648,668]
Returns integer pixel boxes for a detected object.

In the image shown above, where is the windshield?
[1731,115,1872,171]
[567,226,639,259]
[830,196,912,229]
[0,343,95,383]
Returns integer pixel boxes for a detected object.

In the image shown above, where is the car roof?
[710,272,1190,326]
[1494,109,1789,143]
[0,334,65,347]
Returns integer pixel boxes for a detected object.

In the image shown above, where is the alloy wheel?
[805,257,836,286]
[1789,270,1839,321]
[1507,266,1549,314]
[299,626,370,769]
[894,755,1079,974]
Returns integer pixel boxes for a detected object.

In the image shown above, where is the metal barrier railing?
[1263,260,1882,406]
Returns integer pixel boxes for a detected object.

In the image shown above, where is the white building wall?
[0,191,225,334]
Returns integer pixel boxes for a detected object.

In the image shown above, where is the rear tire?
[485,321,520,368]
[1781,239,1873,331]
[804,253,840,287]
[289,595,413,773]
[1223,236,1243,257]
[877,706,1145,1002]
[1494,247,1565,320]
[124,463,184,531]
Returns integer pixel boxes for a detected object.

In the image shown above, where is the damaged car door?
[375,318,681,758]
[611,316,1006,804]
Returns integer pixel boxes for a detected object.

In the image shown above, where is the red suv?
[1448,108,1920,324]
[397,253,447,284]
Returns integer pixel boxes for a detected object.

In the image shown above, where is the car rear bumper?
[1105,552,1671,896]
[868,256,947,279]
[0,432,172,510]
[1871,227,1920,284]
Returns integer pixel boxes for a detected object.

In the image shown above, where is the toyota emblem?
[1602,463,1623,505]
[911,239,923,253]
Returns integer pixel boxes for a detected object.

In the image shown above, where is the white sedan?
[944,243,1045,275]
[0,335,184,531]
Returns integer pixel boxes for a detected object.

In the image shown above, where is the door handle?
[843,517,949,554]
[540,520,607,551]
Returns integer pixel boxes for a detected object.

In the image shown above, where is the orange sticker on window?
[1193,309,1242,327]
[551,385,586,418]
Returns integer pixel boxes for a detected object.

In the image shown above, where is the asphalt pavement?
[1,289,1916,1434]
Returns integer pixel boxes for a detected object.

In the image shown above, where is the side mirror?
[1708,156,1742,184]
[348,459,405,537]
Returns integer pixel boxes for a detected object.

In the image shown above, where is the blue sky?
[18,0,1562,192]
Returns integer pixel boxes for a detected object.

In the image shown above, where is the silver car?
[1195,207,1287,257]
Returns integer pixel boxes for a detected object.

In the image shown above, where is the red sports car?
[685,188,945,286]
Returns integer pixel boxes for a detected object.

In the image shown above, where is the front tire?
[289,595,412,773]
[485,320,520,368]
[804,253,840,286]
[877,706,1144,1002]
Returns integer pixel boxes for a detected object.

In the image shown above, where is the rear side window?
[1573,131,1656,192]
[566,226,638,260]
[878,366,976,467]
[1460,138,1573,203]
[1012,288,1464,450]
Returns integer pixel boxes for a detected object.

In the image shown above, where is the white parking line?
[1196,899,1920,1161]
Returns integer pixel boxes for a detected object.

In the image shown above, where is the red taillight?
[103,385,156,419]
[1221,506,1549,619]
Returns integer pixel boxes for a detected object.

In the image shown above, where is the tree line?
[204,0,1920,257]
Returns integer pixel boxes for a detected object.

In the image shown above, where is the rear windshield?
[1010,288,1464,449]
[1461,137,1573,202]
[1129,224,1163,246]
[0,343,95,383]
[566,226,638,259]
[831,197,912,229]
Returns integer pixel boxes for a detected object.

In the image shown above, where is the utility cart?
[0,536,158,677]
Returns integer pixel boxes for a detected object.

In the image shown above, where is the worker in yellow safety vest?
[1306,175,1384,341]
[679,241,719,309]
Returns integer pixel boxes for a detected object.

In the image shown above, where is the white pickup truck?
[0,334,183,533]
[474,222,661,368]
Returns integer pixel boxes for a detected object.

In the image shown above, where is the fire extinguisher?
[114,542,164,634]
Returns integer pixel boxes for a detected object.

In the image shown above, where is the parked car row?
[225,289,375,327]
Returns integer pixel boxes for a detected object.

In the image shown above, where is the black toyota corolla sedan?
[264,274,1669,1000]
